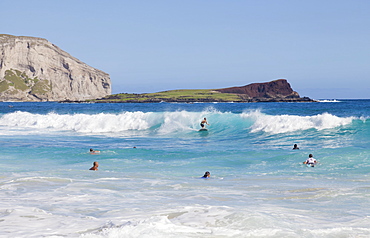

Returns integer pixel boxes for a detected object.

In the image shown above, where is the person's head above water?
[89,148,100,154]
[293,144,299,149]
[89,161,99,170]
[309,154,313,158]
[202,171,210,178]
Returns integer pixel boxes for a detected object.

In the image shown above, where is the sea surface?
[0,100,369,237]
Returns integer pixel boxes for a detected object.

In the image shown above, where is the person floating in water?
[303,154,317,167]
[89,148,100,155]
[293,144,299,150]
[89,161,99,171]
[200,118,210,129]
[202,171,210,178]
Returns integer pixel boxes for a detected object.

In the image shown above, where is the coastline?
[61,92,317,103]
[61,98,317,103]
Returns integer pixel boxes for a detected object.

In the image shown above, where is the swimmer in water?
[202,171,210,178]
[89,161,99,171]
[89,148,100,154]
[293,144,299,150]
[303,154,317,167]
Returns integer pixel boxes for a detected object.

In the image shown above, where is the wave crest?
[0,110,356,136]
[0,111,157,133]
[242,110,354,134]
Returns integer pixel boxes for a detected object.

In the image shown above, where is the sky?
[1,0,369,99]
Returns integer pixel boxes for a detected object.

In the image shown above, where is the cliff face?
[0,34,111,101]
[215,79,300,99]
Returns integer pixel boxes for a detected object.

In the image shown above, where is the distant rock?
[215,79,305,101]
[0,34,111,101]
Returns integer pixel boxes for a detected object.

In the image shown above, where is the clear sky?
[2,0,369,99]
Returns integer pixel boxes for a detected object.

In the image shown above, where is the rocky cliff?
[0,34,111,101]
[215,79,300,100]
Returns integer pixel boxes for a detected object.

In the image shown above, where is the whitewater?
[0,100,369,237]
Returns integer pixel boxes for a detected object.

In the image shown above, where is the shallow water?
[0,100,369,237]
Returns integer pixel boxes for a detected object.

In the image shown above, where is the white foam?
[318,99,342,102]
[156,110,200,134]
[0,111,158,134]
[0,110,221,136]
[242,110,354,134]
[79,205,370,237]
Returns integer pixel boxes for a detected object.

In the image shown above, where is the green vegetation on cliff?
[4,70,29,91]
[1,69,52,95]
[31,80,52,95]
[0,80,9,92]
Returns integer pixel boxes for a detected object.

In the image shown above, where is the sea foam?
[242,110,354,134]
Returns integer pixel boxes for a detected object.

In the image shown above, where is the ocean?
[0,100,369,237]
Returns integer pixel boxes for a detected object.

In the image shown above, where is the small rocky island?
[0,34,111,102]
[91,79,315,103]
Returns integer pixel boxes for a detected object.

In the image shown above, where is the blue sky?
[2,0,369,99]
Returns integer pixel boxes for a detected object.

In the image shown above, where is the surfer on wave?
[200,118,209,129]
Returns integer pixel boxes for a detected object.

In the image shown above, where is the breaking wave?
[0,110,356,136]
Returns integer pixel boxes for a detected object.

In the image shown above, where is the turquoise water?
[0,100,369,237]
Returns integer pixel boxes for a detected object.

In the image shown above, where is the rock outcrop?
[0,34,111,101]
[215,79,302,101]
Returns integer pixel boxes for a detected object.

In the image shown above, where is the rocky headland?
[0,34,111,101]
